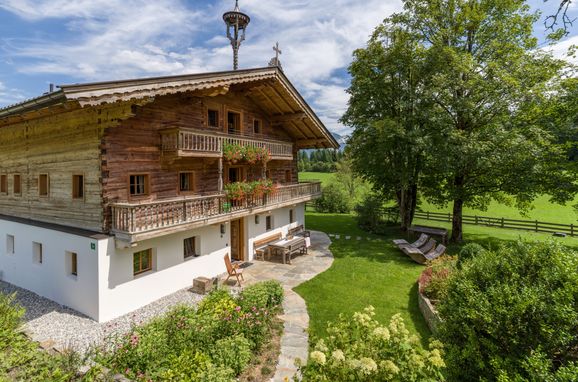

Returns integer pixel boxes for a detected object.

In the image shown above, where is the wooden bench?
[408,225,448,245]
[288,224,310,238]
[253,232,283,261]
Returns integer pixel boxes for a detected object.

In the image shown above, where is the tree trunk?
[451,198,464,243]
[398,186,417,232]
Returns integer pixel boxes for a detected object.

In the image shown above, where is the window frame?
[6,234,14,255]
[38,174,49,197]
[289,209,295,223]
[67,251,78,277]
[33,242,43,264]
[183,236,198,259]
[13,174,21,196]
[266,215,273,231]
[178,172,196,194]
[225,108,243,135]
[253,118,262,135]
[72,174,85,200]
[133,249,153,276]
[128,174,150,198]
[0,174,7,194]
[207,109,220,128]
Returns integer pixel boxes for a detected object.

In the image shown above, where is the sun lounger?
[393,233,428,249]
[403,241,446,265]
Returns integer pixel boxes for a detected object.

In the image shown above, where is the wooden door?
[230,219,244,261]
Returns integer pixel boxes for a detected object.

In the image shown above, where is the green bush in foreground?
[0,293,82,381]
[298,306,446,381]
[95,280,284,381]
[438,241,578,381]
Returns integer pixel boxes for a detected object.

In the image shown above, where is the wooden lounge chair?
[403,241,447,265]
[393,233,428,249]
[224,255,244,286]
[402,238,436,264]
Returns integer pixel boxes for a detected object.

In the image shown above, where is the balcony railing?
[111,182,321,242]
[160,128,294,160]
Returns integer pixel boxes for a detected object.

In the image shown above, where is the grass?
[298,172,335,186]
[299,172,578,225]
[296,211,578,349]
[295,213,432,345]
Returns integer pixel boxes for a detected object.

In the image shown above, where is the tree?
[402,0,576,242]
[544,0,575,34]
[342,22,434,230]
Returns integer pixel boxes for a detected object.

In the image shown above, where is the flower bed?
[91,281,284,382]
[417,256,456,334]
[223,143,271,164]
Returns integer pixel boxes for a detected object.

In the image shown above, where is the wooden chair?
[224,255,244,286]
[393,233,428,249]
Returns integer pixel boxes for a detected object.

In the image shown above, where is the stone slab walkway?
[238,230,334,382]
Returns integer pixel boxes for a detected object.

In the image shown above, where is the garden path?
[235,230,334,382]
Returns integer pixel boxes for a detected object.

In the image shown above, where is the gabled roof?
[0,67,338,149]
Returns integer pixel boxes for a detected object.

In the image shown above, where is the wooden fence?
[413,210,576,237]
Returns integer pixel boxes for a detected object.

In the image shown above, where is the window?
[266,215,272,231]
[227,111,241,134]
[0,175,6,194]
[289,209,295,223]
[184,237,198,259]
[33,242,42,264]
[253,119,261,134]
[13,175,21,196]
[6,235,14,255]
[133,249,152,275]
[39,174,49,197]
[179,172,195,193]
[66,251,78,276]
[285,170,292,183]
[72,175,84,199]
[129,174,149,196]
[228,167,243,183]
[208,109,219,127]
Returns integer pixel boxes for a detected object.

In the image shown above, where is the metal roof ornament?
[223,0,251,70]
[268,42,283,71]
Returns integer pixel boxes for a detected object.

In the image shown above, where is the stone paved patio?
[229,230,334,382]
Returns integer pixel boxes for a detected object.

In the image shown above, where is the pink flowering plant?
[223,143,245,163]
[92,281,283,381]
[223,143,271,164]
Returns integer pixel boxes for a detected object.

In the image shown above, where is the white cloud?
[0,81,27,105]
[545,35,578,65]
[0,0,404,133]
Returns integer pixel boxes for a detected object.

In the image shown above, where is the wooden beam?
[296,138,331,147]
[271,112,306,123]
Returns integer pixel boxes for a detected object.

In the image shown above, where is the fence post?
[448,212,451,222]
[475,215,478,225]
[571,224,574,237]
[535,220,538,232]
[501,217,504,228]
[426,211,430,220]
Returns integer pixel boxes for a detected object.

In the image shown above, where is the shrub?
[457,242,485,268]
[314,183,350,213]
[355,193,397,233]
[239,280,284,311]
[298,306,446,381]
[210,335,252,375]
[437,240,578,381]
[421,255,457,303]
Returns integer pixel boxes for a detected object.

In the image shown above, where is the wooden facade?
[0,68,336,242]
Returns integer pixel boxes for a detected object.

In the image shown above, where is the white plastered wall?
[0,218,101,319]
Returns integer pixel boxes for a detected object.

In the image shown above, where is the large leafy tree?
[402,0,576,242]
[342,22,434,230]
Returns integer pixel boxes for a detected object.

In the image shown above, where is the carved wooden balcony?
[160,128,294,160]
[111,181,320,244]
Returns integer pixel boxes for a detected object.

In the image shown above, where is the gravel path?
[0,281,203,353]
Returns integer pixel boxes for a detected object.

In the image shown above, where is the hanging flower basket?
[223,143,271,164]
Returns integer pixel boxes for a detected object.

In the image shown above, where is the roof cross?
[273,42,282,61]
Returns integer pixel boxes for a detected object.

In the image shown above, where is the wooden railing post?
[571,224,574,237]
[535,220,539,232]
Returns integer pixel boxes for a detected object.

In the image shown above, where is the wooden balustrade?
[160,128,294,160]
[111,182,321,237]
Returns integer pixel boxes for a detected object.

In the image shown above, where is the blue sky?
[0,0,576,135]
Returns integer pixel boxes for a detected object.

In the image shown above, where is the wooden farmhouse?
[0,67,337,322]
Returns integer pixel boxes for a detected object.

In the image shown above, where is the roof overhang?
[0,67,338,149]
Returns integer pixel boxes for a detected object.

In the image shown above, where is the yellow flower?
[372,326,390,342]
[359,357,377,375]
[429,349,446,368]
[409,353,425,369]
[331,349,345,362]
[380,360,400,375]
[310,350,326,365]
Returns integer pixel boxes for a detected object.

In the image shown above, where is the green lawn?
[296,211,578,350]
[299,171,335,186]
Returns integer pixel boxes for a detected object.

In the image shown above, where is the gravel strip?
[0,280,204,353]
